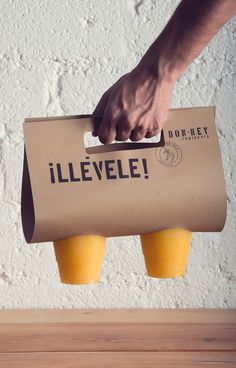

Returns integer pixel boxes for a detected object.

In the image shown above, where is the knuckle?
[121,130,130,139]
[116,128,130,141]
[133,123,147,136]
[117,135,128,141]
[122,119,133,130]
[130,130,145,141]
[137,125,147,134]
[131,136,140,142]
[146,131,155,138]
[100,133,113,144]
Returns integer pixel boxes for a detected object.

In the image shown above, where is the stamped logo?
[155,141,182,167]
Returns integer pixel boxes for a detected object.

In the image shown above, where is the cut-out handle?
[25,114,165,155]
[84,116,165,154]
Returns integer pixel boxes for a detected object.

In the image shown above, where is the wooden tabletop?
[0,309,235,367]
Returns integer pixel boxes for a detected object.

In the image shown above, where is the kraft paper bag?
[21,106,227,244]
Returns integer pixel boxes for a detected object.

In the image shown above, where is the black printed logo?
[167,126,209,140]
[156,141,182,167]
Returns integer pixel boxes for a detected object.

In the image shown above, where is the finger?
[145,129,159,139]
[92,91,110,136]
[92,118,102,138]
[115,116,132,141]
[97,114,118,144]
[144,115,161,138]
[130,126,147,141]
[145,131,156,139]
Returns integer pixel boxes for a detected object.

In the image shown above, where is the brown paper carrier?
[21,107,227,244]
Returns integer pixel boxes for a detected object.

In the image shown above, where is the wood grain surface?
[0,309,235,367]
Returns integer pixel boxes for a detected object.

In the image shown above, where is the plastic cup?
[53,235,106,284]
[140,228,192,278]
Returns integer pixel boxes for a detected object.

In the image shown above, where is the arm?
[139,0,236,80]
[93,0,236,144]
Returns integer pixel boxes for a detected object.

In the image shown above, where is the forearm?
[92,0,236,143]
[138,0,236,81]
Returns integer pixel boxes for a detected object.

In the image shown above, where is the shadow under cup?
[140,228,192,278]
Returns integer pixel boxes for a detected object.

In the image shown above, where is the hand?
[92,65,175,144]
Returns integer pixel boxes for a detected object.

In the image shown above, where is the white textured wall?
[0,0,235,309]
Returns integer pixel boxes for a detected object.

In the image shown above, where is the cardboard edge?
[21,148,35,243]
[213,106,228,232]
[24,106,216,123]
[24,114,93,123]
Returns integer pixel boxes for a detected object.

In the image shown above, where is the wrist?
[137,43,183,84]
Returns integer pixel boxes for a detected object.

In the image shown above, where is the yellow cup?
[53,235,106,284]
[140,228,192,278]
